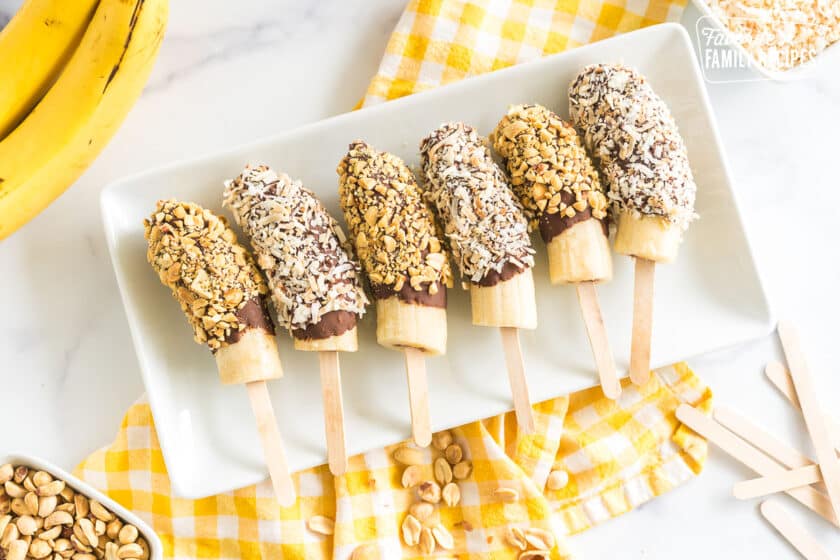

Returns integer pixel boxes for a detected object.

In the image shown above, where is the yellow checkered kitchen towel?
[78,0,706,558]
[76,365,710,559]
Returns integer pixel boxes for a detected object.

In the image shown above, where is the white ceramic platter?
[102,23,772,499]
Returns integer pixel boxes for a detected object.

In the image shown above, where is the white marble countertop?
[1,0,839,557]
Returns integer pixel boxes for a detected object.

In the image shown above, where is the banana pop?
[338,141,452,446]
[420,122,537,431]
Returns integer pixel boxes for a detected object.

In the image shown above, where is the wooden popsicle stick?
[676,404,839,527]
[766,361,840,456]
[714,406,814,470]
[734,465,822,500]
[318,351,348,476]
[777,321,840,519]
[499,326,536,434]
[761,500,833,560]
[245,381,296,506]
[403,347,432,447]
[576,282,621,400]
[629,258,655,386]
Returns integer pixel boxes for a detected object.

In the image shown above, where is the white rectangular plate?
[102,23,772,499]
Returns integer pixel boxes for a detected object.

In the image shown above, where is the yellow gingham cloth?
[76,366,710,559]
[78,1,708,558]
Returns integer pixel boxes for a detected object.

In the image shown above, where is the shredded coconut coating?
[143,200,270,351]
[419,122,535,285]
[708,0,839,71]
[223,164,369,334]
[492,104,608,230]
[569,64,697,230]
[337,141,452,295]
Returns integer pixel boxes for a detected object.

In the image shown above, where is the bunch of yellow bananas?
[0,0,168,240]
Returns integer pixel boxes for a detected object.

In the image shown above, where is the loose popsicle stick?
[676,404,839,527]
[761,500,833,560]
[766,361,840,455]
[714,406,814,470]
[629,258,655,386]
[735,465,822,500]
[319,351,348,476]
[576,282,620,400]
[403,347,432,448]
[245,381,296,506]
[777,321,840,519]
[500,326,536,434]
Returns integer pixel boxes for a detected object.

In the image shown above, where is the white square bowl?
[691,0,840,80]
[0,453,163,560]
[102,23,773,499]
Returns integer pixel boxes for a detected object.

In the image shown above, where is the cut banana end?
[376,297,447,356]
[547,218,612,285]
[294,327,358,352]
[470,268,537,329]
[216,328,284,385]
[614,211,681,263]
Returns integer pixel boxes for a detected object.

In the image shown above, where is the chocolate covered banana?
[338,141,451,446]
[492,103,611,285]
[569,64,697,263]
[338,141,451,356]
[144,199,281,383]
[492,107,620,399]
[144,200,295,504]
[570,63,697,386]
[420,122,536,328]
[420,122,537,431]
[223,164,370,474]
[223,164,368,353]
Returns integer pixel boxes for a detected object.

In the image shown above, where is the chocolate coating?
[292,309,357,340]
[538,190,608,243]
[475,261,527,287]
[370,282,447,308]
[224,297,276,345]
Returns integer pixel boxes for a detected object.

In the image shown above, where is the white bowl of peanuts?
[0,454,162,560]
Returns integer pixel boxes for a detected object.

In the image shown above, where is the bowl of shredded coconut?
[693,0,840,79]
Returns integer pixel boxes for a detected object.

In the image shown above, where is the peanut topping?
[223,164,368,333]
[420,122,534,285]
[492,104,607,229]
[337,141,451,295]
[569,64,697,230]
[143,200,270,351]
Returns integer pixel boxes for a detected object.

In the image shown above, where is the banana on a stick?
[223,164,369,475]
[144,200,294,505]
[421,122,537,432]
[338,141,452,447]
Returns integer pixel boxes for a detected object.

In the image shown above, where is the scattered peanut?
[350,543,379,560]
[431,431,453,452]
[417,481,441,504]
[441,483,460,507]
[392,446,425,466]
[444,444,463,465]
[418,527,435,555]
[400,465,422,489]
[306,515,335,536]
[401,515,421,546]
[493,487,520,502]
[433,458,453,486]
[452,461,472,480]
[432,524,454,550]
[547,469,569,491]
